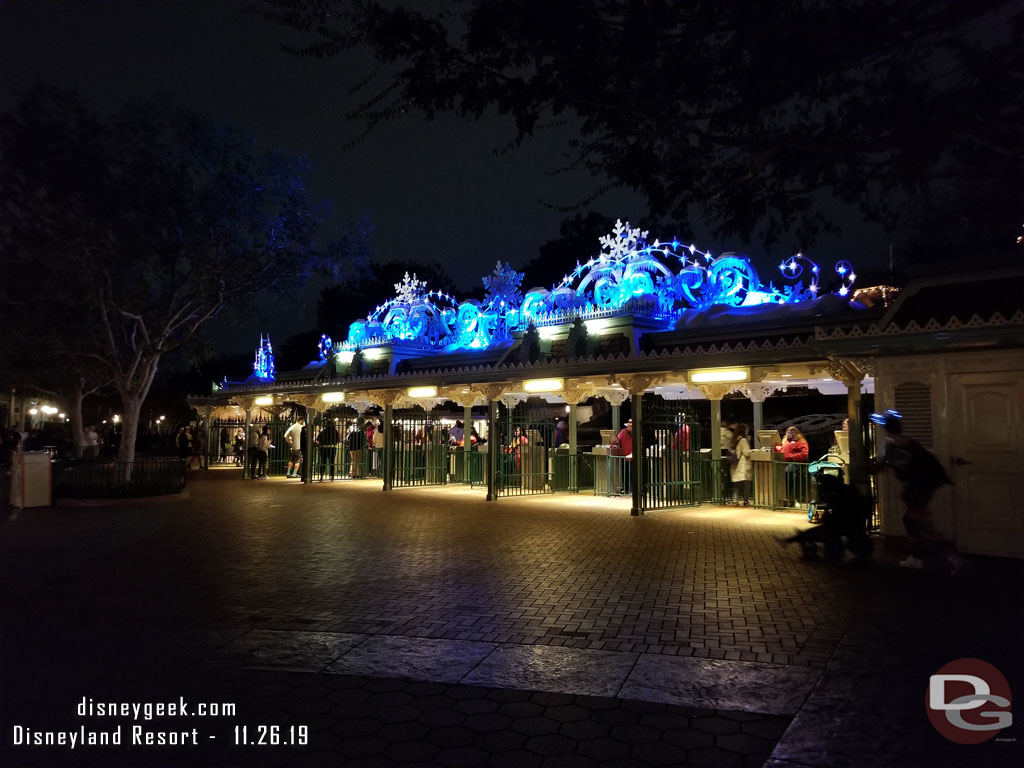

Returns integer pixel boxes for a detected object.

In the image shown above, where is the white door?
[950,372,1024,557]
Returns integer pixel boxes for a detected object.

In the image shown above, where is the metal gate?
[495,402,557,496]
[640,395,702,511]
[311,407,369,482]
[247,417,296,477]
[206,419,246,466]
[391,408,449,488]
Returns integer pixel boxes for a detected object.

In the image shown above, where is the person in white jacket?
[283,416,305,478]
[729,424,753,506]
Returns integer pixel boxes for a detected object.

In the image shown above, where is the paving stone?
[620,654,820,715]
[425,725,477,749]
[559,719,610,741]
[462,644,638,697]
[224,629,368,672]
[511,716,562,737]
[325,635,496,683]
[630,740,690,766]
[434,746,491,766]
[3,475,1020,768]
[473,729,527,752]
[577,736,632,761]
[417,708,467,729]
[688,747,745,768]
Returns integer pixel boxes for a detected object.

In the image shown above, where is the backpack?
[899,439,951,489]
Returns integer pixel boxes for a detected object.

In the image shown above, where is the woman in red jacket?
[782,426,809,506]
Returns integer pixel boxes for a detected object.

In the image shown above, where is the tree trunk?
[115,353,160,465]
[117,395,144,465]
[69,380,85,459]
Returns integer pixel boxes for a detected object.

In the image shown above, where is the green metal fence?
[640,398,702,511]
[206,420,245,466]
[311,407,370,482]
[593,454,631,497]
[391,408,449,488]
[495,402,555,496]
[53,458,186,498]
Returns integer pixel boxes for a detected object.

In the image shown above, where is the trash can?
[551,446,570,491]
[12,451,52,508]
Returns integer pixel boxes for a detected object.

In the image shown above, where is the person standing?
[283,416,305,478]
[611,418,633,494]
[233,427,245,466]
[82,425,99,459]
[246,425,260,477]
[870,410,961,572]
[345,423,365,478]
[372,420,385,474]
[193,425,207,470]
[256,425,272,479]
[554,420,569,447]
[317,418,340,480]
[730,423,753,506]
[781,426,809,506]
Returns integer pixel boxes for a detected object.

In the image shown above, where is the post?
[243,407,253,479]
[847,382,866,487]
[486,397,498,501]
[630,393,644,516]
[383,403,394,491]
[611,404,621,435]
[463,404,473,482]
[752,401,763,435]
[303,407,317,484]
[829,358,869,489]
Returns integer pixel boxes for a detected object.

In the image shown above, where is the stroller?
[806,452,846,523]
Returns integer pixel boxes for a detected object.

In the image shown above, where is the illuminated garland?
[340,221,858,353]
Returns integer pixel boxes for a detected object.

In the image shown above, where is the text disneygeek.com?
[10,696,310,750]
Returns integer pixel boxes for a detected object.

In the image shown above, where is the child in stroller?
[806,452,846,523]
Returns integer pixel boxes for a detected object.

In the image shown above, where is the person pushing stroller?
[777,474,873,563]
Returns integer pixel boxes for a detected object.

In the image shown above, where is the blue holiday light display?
[253,334,275,380]
[339,220,857,354]
[318,334,333,362]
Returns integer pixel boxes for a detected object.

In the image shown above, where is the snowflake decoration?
[598,219,649,259]
[482,261,524,308]
[394,272,426,304]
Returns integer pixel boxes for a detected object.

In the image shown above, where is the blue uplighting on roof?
[336,219,858,355]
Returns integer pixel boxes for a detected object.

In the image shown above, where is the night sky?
[1,0,880,354]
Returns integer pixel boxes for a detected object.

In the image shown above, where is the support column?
[736,383,778,444]
[615,375,664,516]
[561,386,594,493]
[303,406,317,484]
[630,392,644,516]
[694,383,737,503]
[481,385,509,501]
[486,398,499,501]
[243,406,253,479]
[604,388,630,441]
[568,404,578,455]
[463,404,473,482]
[829,358,871,488]
[383,403,394,491]
[202,405,213,470]
[369,389,404,491]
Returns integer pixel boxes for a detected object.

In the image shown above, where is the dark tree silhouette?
[0,88,368,462]
[316,260,458,338]
[265,0,1023,254]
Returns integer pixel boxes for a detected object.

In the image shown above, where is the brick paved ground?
[2,471,1022,767]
